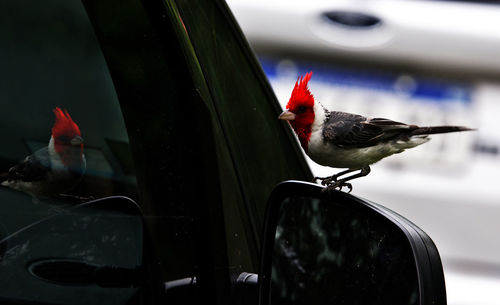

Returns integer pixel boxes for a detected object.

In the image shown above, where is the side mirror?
[259,181,446,305]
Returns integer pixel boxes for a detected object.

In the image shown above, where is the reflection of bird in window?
[0,107,86,200]
[279,72,474,192]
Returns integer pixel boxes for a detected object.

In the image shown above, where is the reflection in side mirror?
[273,196,418,304]
[260,181,446,305]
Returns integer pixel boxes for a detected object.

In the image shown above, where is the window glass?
[271,196,418,305]
[0,1,145,304]
[0,0,137,229]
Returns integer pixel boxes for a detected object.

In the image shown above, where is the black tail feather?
[410,126,474,136]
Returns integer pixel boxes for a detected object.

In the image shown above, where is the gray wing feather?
[322,112,417,148]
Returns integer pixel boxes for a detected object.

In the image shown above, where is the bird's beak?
[71,135,84,146]
[278,110,296,121]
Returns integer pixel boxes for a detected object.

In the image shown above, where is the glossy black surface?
[260,181,446,305]
[271,195,418,305]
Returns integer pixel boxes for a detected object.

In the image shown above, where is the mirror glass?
[271,196,419,305]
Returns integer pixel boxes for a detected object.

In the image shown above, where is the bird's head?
[51,107,84,161]
[279,71,315,150]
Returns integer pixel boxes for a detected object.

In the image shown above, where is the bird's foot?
[313,175,338,186]
[322,180,353,193]
[314,166,370,193]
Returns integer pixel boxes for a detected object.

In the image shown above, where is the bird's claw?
[313,176,338,185]
[331,181,352,193]
[320,180,352,193]
[315,175,353,192]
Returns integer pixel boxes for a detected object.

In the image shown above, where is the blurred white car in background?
[227,0,500,304]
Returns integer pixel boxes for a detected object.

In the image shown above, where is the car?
[0,0,445,304]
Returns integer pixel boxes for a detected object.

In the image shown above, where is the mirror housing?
[259,181,446,305]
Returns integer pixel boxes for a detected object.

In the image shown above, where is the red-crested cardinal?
[279,72,473,192]
[0,107,86,199]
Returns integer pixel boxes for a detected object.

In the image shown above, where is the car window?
[0,1,146,304]
[0,0,137,233]
[0,0,240,304]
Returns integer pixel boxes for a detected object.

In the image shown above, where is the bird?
[0,107,86,200]
[278,72,474,192]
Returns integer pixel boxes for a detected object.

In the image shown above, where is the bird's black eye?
[297,106,308,114]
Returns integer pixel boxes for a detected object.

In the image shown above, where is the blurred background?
[226,0,500,304]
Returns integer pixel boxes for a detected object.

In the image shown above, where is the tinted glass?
[271,196,419,305]
[0,1,145,303]
[0,0,136,234]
